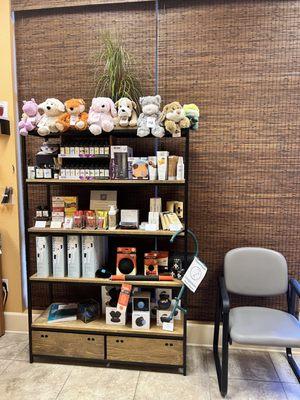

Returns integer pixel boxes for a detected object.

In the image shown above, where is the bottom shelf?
[32,307,184,338]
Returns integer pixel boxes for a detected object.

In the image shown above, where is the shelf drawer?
[107,336,183,366]
[32,330,104,359]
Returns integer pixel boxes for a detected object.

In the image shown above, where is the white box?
[67,235,81,278]
[156,309,171,327]
[36,236,52,277]
[132,311,150,330]
[52,236,66,277]
[106,307,126,325]
[82,236,107,278]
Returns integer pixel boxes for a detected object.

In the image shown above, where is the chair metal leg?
[213,298,229,397]
[286,348,300,383]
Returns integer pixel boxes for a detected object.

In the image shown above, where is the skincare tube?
[157,151,169,181]
[168,156,178,180]
[176,156,185,180]
[148,156,157,180]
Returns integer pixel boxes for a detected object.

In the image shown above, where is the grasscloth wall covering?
[14,0,300,321]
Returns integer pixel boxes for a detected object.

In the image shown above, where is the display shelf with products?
[22,126,190,374]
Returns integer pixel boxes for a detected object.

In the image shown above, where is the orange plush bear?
[56,98,88,132]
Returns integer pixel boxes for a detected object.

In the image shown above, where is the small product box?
[90,190,117,211]
[106,307,126,325]
[67,235,81,278]
[36,236,52,277]
[156,309,170,327]
[132,157,149,180]
[52,236,66,277]
[132,311,150,330]
[78,299,99,323]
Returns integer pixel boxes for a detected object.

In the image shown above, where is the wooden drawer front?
[107,336,183,365]
[32,331,104,359]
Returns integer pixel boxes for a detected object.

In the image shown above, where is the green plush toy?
[183,104,199,130]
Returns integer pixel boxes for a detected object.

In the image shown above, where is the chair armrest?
[288,278,300,317]
[290,278,300,297]
[218,276,230,314]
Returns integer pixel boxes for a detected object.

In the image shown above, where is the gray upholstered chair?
[213,247,300,397]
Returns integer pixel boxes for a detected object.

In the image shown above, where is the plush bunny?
[137,95,165,138]
[56,98,88,132]
[87,97,117,135]
[37,98,65,136]
[18,99,41,136]
[183,104,199,130]
[114,97,138,127]
[160,101,190,136]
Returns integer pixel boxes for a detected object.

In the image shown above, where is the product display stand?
[22,128,189,374]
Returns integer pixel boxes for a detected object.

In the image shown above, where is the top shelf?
[27,128,189,139]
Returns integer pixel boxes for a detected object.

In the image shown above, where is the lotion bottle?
[176,157,185,180]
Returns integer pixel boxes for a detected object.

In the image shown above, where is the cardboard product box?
[78,299,99,323]
[132,311,150,330]
[36,236,52,277]
[81,236,108,278]
[156,309,171,327]
[90,190,117,211]
[52,236,66,277]
[64,196,78,216]
[67,235,81,278]
[132,157,149,180]
[106,306,126,326]
[155,288,172,310]
[101,286,120,315]
[110,146,133,179]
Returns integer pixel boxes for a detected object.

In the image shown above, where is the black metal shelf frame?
[21,127,190,374]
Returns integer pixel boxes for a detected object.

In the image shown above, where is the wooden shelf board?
[26,179,185,185]
[30,273,183,288]
[28,227,183,236]
[32,307,184,337]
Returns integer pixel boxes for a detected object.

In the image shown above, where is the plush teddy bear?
[183,104,199,130]
[37,98,65,136]
[160,101,190,137]
[87,97,117,135]
[56,98,88,132]
[18,99,41,136]
[114,97,138,127]
[137,95,165,138]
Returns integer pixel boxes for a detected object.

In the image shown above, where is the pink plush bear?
[18,99,41,136]
[87,97,117,135]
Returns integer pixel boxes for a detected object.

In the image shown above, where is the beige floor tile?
[0,359,13,375]
[207,349,279,382]
[270,351,300,384]
[209,377,286,400]
[14,344,30,361]
[283,382,300,400]
[0,333,28,360]
[134,368,210,400]
[0,360,73,400]
[57,365,139,400]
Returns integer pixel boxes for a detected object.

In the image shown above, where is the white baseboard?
[4,313,299,354]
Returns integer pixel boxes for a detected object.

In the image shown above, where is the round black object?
[118,258,134,274]
[135,316,145,327]
[157,291,171,310]
[148,264,154,272]
[95,266,111,278]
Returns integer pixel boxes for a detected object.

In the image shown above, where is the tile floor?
[0,332,299,399]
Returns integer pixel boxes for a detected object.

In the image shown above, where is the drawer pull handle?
[92,338,95,341]
[41,334,44,338]
[120,340,124,343]
[116,339,119,343]
[165,343,169,346]
[45,335,48,338]
[170,343,173,347]
[87,338,91,341]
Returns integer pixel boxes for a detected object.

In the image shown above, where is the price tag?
[162,320,174,332]
[146,117,156,128]
[50,220,62,229]
[34,220,47,228]
[70,115,77,126]
[182,256,207,293]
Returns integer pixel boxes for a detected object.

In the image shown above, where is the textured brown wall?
[15,0,300,321]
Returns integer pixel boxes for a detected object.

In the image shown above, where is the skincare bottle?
[108,205,118,230]
[148,156,157,180]
[176,157,185,180]
[168,156,178,180]
[157,151,169,180]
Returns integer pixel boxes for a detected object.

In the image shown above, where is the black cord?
[2,281,8,307]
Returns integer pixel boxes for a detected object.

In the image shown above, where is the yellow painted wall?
[0,0,23,312]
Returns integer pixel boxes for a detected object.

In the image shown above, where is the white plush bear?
[137,95,165,138]
[37,98,65,136]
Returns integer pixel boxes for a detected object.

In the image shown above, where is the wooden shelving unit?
[22,127,189,374]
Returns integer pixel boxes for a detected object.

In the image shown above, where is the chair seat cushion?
[229,306,300,347]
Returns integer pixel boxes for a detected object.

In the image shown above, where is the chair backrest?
[224,247,288,296]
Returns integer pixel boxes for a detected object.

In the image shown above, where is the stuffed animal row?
[18,96,199,137]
